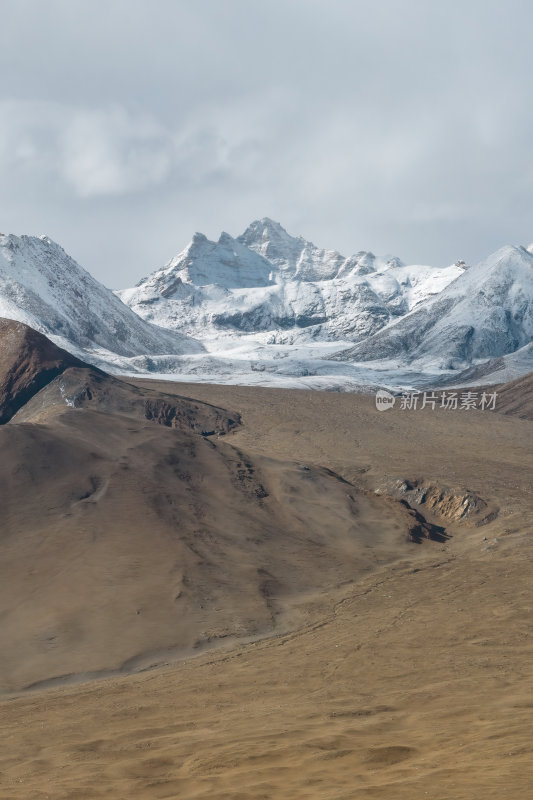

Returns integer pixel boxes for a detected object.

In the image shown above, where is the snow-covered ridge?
[0,232,201,369]
[238,218,405,282]
[119,217,465,346]
[333,244,533,370]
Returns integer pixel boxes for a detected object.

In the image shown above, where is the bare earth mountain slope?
[1,345,532,798]
[0,323,441,695]
[0,318,88,423]
[491,371,533,420]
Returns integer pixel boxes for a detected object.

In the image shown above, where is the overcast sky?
[1,0,532,287]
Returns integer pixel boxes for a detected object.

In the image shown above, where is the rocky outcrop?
[374,478,497,526]
[144,397,239,436]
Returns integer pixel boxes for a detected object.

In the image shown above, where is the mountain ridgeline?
[1,221,532,388]
[119,218,466,344]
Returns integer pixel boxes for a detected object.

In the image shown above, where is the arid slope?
[0,323,440,694]
[0,360,531,798]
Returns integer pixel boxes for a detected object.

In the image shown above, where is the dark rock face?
[0,318,88,423]
[143,397,239,436]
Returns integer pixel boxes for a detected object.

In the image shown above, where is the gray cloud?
[1,0,533,286]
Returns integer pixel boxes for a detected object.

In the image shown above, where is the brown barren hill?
[0,324,440,695]
[0,335,532,798]
[492,371,533,420]
[0,317,88,423]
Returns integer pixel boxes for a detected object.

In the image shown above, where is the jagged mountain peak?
[218,231,237,244]
[237,219,406,282]
[239,217,298,243]
[120,219,464,360]
[191,231,208,244]
[238,218,325,278]
[140,219,411,296]
[133,228,274,295]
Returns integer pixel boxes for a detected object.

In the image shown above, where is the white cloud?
[0,99,266,198]
[60,108,175,197]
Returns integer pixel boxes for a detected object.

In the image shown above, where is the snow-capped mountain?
[332,244,533,372]
[238,218,347,281]
[0,233,201,369]
[238,218,404,281]
[116,219,533,389]
[2,221,532,392]
[161,231,275,289]
[119,218,464,345]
